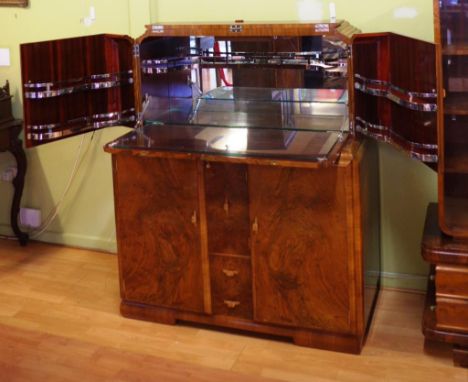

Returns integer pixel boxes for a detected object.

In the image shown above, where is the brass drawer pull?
[191,210,197,226]
[252,217,258,233]
[224,300,240,309]
[222,269,239,277]
[223,196,230,215]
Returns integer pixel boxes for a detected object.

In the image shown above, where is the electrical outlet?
[19,208,42,228]
[1,166,17,182]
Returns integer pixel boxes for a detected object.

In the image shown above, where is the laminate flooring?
[0,240,466,381]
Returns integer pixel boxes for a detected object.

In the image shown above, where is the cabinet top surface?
[142,21,344,37]
[104,125,346,163]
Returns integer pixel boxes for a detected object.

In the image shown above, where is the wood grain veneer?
[109,137,380,354]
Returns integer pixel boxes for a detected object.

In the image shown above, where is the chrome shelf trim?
[27,108,136,132]
[354,81,438,112]
[355,117,438,163]
[24,71,134,99]
[24,70,133,89]
[356,116,438,150]
[355,74,437,99]
[25,78,134,99]
[28,116,136,142]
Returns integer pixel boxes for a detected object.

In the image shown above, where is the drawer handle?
[222,269,239,277]
[191,210,197,226]
[430,305,436,312]
[223,196,230,215]
[252,217,258,233]
[224,300,240,309]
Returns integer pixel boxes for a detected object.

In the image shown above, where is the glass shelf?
[143,87,349,133]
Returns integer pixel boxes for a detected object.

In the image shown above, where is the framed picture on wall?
[0,0,28,6]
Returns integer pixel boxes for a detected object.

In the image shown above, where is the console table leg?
[9,141,29,246]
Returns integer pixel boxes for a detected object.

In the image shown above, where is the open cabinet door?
[352,33,438,164]
[20,34,136,147]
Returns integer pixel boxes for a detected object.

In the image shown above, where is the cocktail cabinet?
[20,20,439,353]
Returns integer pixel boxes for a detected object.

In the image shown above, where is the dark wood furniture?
[19,21,440,353]
[436,0,468,237]
[419,2,468,367]
[0,81,28,245]
[422,203,468,367]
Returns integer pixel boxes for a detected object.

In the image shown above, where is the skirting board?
[0,223,428,290]
[0,223,117,253]
[380,271,428,291]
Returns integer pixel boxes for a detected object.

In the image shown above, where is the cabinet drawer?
[436,297,468,333]
[436,265,468,299]
[210,255,253,319]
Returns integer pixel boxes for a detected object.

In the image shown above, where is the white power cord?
[29,133,93,239]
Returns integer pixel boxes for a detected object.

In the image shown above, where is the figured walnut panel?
[210,254,253,319]
[142,22,340,38]
[249,165,353,333]
[204,162,250,256]
[113,155,205,314]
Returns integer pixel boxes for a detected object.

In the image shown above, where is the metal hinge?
[152,25,165,33]
[229,24,243,33]
[314,23,330,33]
[133,44,140,57]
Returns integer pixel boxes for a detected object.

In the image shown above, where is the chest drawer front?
[436,265,468,299]
[436,297,468,333]
[210,255,253,319]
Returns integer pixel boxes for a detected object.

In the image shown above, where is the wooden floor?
[0,240,467,382]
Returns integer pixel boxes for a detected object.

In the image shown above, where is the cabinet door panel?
[204,162,250,256]
[114,155,205,314]
[249,165,354,333]
[21,34,135,147]
[352,33,438,163]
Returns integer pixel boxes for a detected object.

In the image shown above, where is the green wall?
[0,0,437,289]
[0,0,150,249]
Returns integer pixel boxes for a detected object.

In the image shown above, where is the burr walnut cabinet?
[19,20,440,353]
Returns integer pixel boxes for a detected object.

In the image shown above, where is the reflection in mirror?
[140,33,349,133]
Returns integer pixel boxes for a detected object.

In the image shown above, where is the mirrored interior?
[139,34,349,133]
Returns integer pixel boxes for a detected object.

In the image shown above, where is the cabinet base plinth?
[454,346,468,368]
[121,300,362,354]
[422,276,468,368]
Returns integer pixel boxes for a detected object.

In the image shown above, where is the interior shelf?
[444,93,468,115]
[445,151,468,174]
[443,45,468,56]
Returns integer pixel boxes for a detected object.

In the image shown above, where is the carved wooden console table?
[0,81,28,245]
